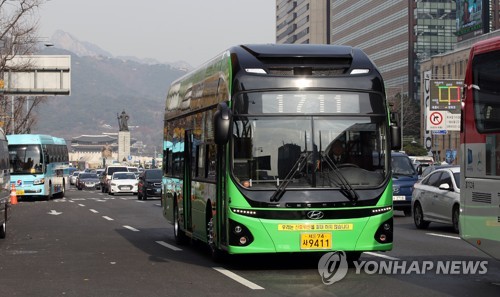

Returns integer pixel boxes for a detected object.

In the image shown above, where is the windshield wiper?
[320,153,359,203]
[270,152,309,202]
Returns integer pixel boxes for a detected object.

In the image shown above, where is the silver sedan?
[411,166,460,233]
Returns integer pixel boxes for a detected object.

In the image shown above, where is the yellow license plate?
[16,189,25,195]
[300,233,332,250]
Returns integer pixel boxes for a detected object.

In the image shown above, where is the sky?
[37,0,276,67]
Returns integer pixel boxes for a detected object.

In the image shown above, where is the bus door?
[183,130,193,232]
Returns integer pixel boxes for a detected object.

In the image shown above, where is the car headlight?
[33,178,45,185]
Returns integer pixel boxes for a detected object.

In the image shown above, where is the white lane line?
[102,216,114,221]
[123,225,140,232]
[213,267,264,290]
[154,203,161,207]
[72,198,86,201]
[363,252,401,261]
[78,204,85,207]
[156,241,182,251]
[136,200,145,203]
[89,209,99,213]
[426,233,460,240]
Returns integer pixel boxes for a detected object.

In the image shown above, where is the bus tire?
[207,209,225,262]
[452,205,460,234]
[413,202,430,229]
[346,251,361,265]
[0,221,6,239]
[174,204,188,245]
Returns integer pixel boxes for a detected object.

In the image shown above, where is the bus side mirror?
[214,102,232,145]
[391,125,401,150]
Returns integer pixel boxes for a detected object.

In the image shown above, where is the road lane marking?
[102,216,114,221]
[89,209,99,213]
[154,203,161,207]
[213,267,264,290]
[156,241,182,251]
[136,200,145,203]
[78,204,85,207]
[47,210,62,216]
[72,198,86,201]
[426,233,460,240]
[363,252,401,261]
[123,225,140,232]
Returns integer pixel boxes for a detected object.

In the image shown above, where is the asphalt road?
[0,186,499,297]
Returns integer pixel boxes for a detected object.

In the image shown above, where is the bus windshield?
[232,91,389,189]
[9,144,43,174]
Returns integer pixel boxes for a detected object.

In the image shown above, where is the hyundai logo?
[307,210,324,220]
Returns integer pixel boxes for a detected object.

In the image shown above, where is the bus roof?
[6,134,67,145]
[469,36,500,56]
[165,44,384,121]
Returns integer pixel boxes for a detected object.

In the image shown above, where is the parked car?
[137,169,162,200]
[76,173,101,190]
[108,172,138,195]
[100,165,129,193]
[70,171,81,185]
[411,166,460,233]
[391,152,418,216]
[0,128,10,238]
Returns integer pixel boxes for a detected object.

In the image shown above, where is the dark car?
[76,173,101,190]
[137,169,162,200]
[391,152,418,216]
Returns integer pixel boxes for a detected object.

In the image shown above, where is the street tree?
[387,90,421,143]
[0,0,48,134]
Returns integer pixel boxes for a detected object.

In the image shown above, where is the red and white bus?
[460,36,500,260]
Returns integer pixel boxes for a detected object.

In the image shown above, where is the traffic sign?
[432,130,447,135]
[430,112,443,126]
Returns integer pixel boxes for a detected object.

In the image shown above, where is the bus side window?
[207,143,216,179]
[484,106,500,131]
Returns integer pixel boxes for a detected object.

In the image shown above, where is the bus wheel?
[346,251,361,265]
[413,203,430,229]
[452,205,460,234]
[207,213,225,262]
[0,221,6,239]
[174,204,188,245]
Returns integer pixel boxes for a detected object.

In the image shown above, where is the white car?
[411,166,460,233]
[108,172,138,195]
[70,171,81,185]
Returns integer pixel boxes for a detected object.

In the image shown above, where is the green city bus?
[162,44,401,261]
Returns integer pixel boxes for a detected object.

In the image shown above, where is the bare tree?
[0,0,48,134]
[387,90,421,142]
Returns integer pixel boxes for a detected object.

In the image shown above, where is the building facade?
[276,0,329,44]
[420,30,500,163]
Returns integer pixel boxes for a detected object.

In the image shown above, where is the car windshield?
[391,156,416,176]
[8,144,43,174]
[231,91,390,189]
[146,169,163,179]
[113,173,136,179]
[80,173,98,179]
[454,172,460,189]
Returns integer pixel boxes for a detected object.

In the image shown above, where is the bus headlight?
[33,178,45,185]
[375,218,393,244]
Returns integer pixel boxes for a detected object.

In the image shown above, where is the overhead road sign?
[0,55,71,96]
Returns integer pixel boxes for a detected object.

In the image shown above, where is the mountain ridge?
[32,32,189,155]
